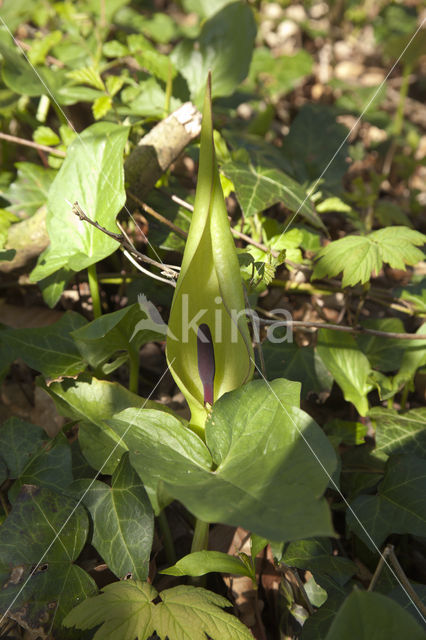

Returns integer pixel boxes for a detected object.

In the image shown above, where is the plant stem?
[191,518,209,553]
[158,510,177,566]
[400,383,410,411]
[87,263,102,318]
[128,348,140,394]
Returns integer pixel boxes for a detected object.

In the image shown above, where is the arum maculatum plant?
[166,73,254,432]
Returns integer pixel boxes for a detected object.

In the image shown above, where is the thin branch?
[258,310,426,340]
[128,191,188,238]
[69,201,179,284]
[0,132,66,157]
[368,544,426,618]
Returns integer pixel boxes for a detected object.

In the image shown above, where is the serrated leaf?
[0,485,96,637]
[324,590,425,640]
[67,66,105,91]
[313,227,426,287]
[0,311,87,379]
[370,407,426,459]
[105,74,125,97]
[347,455,426,548]
[30,122,129,281]
[161,550,252,579]
[317,329,373,416]
[92,95,112,120]
[222,162,324,229]
[136,49,176,83]
[72,454,154,581]
[63,581,253,639]
[3,162,56,217]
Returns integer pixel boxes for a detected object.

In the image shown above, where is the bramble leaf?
[63,580,254,639]
[312,227,426,287]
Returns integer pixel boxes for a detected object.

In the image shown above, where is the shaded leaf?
[324,590,425,640]
[0,417,46,479]
[356,318,405,372]
[261,340,333,399]
[347,455,426,548]
[282,538,357,586]
[393,323,426,389]
[0,311,87,379]
[0,485,96,637]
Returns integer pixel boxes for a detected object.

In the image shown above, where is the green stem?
[128,348,139,395]
[158,510,177,565]
[400,382,410,411]
[87,263,102,318]
[393,62,412,137]
[191,518,209,553]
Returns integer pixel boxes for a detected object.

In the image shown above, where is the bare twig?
[128,191,188,238]
[368,544,426,618]
[69,201,179,285]
[258,309,426,340]
[0,132,66,157]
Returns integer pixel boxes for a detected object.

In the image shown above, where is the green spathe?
[166,75,253,428]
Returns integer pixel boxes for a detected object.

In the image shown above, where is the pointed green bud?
[166,74,254,429]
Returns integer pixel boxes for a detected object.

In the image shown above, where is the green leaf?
[261,340,333,399]
[317,329,373,416]
[109,379,337,541]
[39,375,176,474]
[324,590,425,640]
[92,95,112,120]
[395,278,426,314]
[135,49,177,84]
[0,311,87,379]
[71,303,165,368]
[181,0,234,19]
[370,407,426,458]
[0,485,96,636]
[347,455,426,548]
[105,74,125,97]
[27,31,62,66]
[0,40,46,96]
[301,575,353,640]
[282,538,357,586]
[161,550,252,579]
[30,122,129,281]
[0,417,46,479]
[0,248,15,261]
[33,125,61,146]
[72,454,153,581]
[3,162,56,217]
[8,432,73,503]
[313,227,426,287]
[171,1,256,104]
[248,48,313,98]
[66,66,105,91]
[356,318,405,372]
[282,104,350,193]
[222,162,324,229]
[63,580,253,639]
[393,323,426,389]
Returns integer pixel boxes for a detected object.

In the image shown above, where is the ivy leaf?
[0,417,47,479]
[222,162,324,229]
[71,454,154,581]
[0,485,96,637]
[0,311,87,379]
[63,580,254,639]
[347,455,426,548]
[370,407,426,458]
[312,227,426,287]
